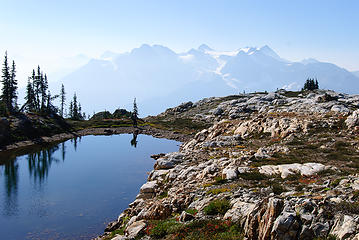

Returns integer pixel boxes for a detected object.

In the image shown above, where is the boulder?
[331,105,349,113]
[224,200,256,224]
[255,145,289,159]
[142,203,172,220]
[345,109,359,128]
[257,198,284,239]
[311,222,330,238]
[271,212,300,240]
[330,215,358,239]
[222,167,238,180]
[259,163,327,178]
[179,211,195,222]
[213,107,224,116]
[125,220,146,239]
[140,181,157,193]
[154,153,184,170]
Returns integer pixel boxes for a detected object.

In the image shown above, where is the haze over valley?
[46,44,359,116]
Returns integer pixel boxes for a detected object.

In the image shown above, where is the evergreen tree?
[46,90,51,112]
[68,93,83,120]
[9,60,17,110]
[131,97,138,127]
[72,93,78,119]
[133,97,138,117]
[1,51,11,112]
[303,78,319,91]
[25,78,36,111]
[78,103,82,120]
[33,66,42,110]
[60,84,66,117]
[40,73,48,111]
[69,100,73,118]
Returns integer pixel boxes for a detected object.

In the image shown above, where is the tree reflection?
[1,142,65,216]
[71,136,80,151]
[130,131,138,148]
[61,142,66,161]
[3,160,19,216]
[28,145,60,185]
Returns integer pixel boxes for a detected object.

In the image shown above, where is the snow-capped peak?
[257,45,282,60]
[238,47,257,54]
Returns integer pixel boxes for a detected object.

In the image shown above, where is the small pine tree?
[60,84,66,117]
[25,78,36,111]
[131,97,138,127]
[46,90,51,112]
[9,60,17,110]
[78,103,82,120]
[72,93,78,119]
[34,66,42,110]
[40,73,48,111]
[69,100,73,118]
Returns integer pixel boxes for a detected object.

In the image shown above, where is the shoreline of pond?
[0,126,191,159]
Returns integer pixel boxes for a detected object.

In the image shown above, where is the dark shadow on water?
[130,131,138,148]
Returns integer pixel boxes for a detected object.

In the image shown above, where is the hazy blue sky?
[0,0,358,85]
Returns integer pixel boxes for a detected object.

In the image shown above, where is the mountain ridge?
[55,44,359,116]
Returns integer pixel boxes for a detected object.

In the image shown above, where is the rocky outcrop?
[0,117,10,146]
[259,163,328,178]
[346,110,359,129]
[98,90,359,240]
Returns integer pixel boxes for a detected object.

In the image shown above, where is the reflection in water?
[0,134,180,240]
[3,160,19,216]
[130,131,138,148]
[28,146,60,185]
[1,142,64,216]
[72,136,82,151]
[61,142,66,161]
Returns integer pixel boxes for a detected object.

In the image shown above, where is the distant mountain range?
[54,44,359,116]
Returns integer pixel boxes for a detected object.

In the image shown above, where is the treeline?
[0,51,85,120]
[302,78,319,91]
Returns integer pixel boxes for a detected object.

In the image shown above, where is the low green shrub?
[271,182,287,195]
[213,176,227,185]
[204,199,231,215]
[185,208,198,215]
[238,171,268,181]
[158,191,168,199]
[168,219,243,240]
[336,201,359,214]
[147,219,181,239]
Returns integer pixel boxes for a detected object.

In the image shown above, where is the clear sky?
[0,0,358,85]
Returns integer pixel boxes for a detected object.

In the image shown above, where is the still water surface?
[0,134,180,239]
